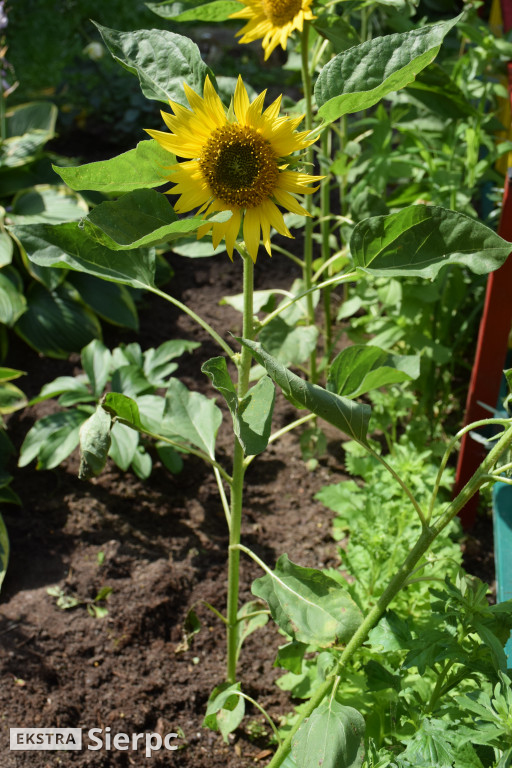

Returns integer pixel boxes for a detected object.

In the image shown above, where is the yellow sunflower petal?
[243,208,261,262]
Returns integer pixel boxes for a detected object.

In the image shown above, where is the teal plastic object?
[493,482,512,668]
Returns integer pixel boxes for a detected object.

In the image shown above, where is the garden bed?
[0,251,363,767]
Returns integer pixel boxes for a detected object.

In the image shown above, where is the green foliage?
[19,338,200,478]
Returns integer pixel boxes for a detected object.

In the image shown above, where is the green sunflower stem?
[301,21,318,384]
[320,128,332,354]
[265,421,512,768]
[226,244,254,684]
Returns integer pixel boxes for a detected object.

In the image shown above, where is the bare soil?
[0,251,362,767]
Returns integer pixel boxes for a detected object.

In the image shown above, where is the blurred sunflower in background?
[229,0,316,60]
[146,75,321,263]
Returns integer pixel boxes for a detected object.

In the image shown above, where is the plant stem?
[300,21,318,384]
[265,421,512,768]
[320,128,333,354]
[151,286,235,360]
[226,248,254,683]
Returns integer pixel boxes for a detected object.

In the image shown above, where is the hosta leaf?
[237,339,371,445]
[148,0,242,22]
[315,16,461,122]
[54,140,174,194]
[18,410,87,468]
[0,381,27,414]
[292,699,365,768]
[0,231,14,267]
[95,24,212,106]
[0,273,26,326]
[11,222,156,289]
[162,378,222,459]
[327,345,420,398]
[15,281,101,358]
[68,272,139,331]
[108,421,138,472]
[350,205,512,278]
[0,512,9,591]
[81,340,112,399]
[252,554,363,648]
[85,188,204,250]
[9,185,88,225]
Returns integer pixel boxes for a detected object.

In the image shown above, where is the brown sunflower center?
[199,123,279,208]
[261,0,303,26]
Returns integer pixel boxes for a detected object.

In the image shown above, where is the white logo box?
[10,728,82,750]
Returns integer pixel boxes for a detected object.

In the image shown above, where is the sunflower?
[145,75,321,263]
[229,0,316,61]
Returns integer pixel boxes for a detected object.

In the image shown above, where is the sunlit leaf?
[54,140,174,194]
[148,0,242,22]
[315,16,461,122]
[327,345,420,398]
[252,554,363,648]
[292,699,365,768]
[350,204,512,278]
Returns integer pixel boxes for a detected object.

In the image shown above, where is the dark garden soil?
[0,247,495,767]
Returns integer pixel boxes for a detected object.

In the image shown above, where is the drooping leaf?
[79,406,112,479]
[11,222,156,289]
[202,356,275,456]
[315,16,461,122]
[237,339,371,445]
[203,683,245,742]
[327,345,420,398]
[350,205,512,278]
[148,0,242,22]
[95,24,212,106]
[252,554,363,648]
[85,188,204,250]
[15,281,101,358]
[54,140,174,194]
[292,699,365,768]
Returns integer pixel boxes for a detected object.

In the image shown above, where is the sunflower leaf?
[350,204,512,278]
[54,140,174,195]
[315,15,461,122]
[148,0,242,22]
[237,338,371,446]
[291,699,365,768]
[95,24,213,106]
[84,189,205,250]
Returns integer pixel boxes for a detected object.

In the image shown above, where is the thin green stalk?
[150,286,235,360]
[243,414,315,469]
[213,466,231,530]
[226,247,254,683]
[366,446,427,527]
[139,429,232,485]
[320,128,333,353]
[300,21,317,383]
[265,422,512,768]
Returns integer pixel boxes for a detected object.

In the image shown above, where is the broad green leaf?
[108,421,139,472]
[11,222,156,289]
[14,281,102,359]
[0,512,8,592]
[81,340,112,399]
[111,364,153,399]
[400,718,457,768]
[130,446,153,479]
[162,378,222,458]
[315,16,461,122]
[259,319,319,367]
[95,24,212,106]
[327,345,420,398]
[6,101,57,138]
[274,641,307,674]
[79,406,112,479]
[54,140,175,195]
[313,15,359,54]
[0,367,25,383]
[143,339,200,386]
[29,375,92,407]
[203,682,245,742]
[172,237,225,257]
[292,699,365,768]
[252,554,363,648]
[237,339,371,445]
[102,392,147,432]
[0,381,27,413]
[18,410,89,468]
[367,611,413,652]
[68,272,139,331]
[202,356,275,455]
[0,273,26,326]
[0,231,13,267]
[9,185,88,225]
[85,188,204,250]
[148,0,242,22]
[350,205,512,278]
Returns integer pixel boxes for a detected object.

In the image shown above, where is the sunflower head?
[145,76,321,263]
[229,0,316,60]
